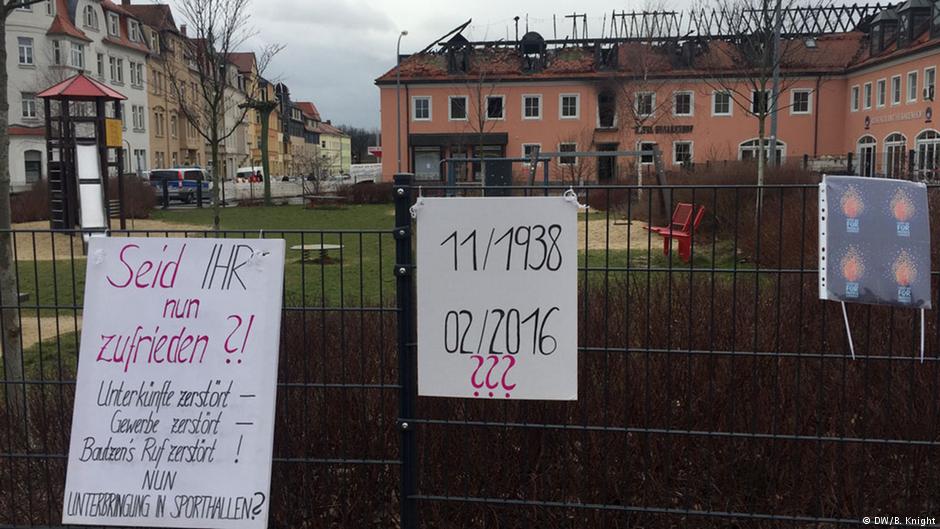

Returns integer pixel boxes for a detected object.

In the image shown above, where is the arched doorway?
[883,133,907,178]
[915,129,940,180]
[856,135,876,176]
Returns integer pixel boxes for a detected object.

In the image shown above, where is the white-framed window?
[791,89,811,114]
[129,20,141,42]
[635,92,654,117]
[107,12,120,36]
[876,78,886,107]
[134,105,146,131]
[45,0,54,16]
[751,90,769,114]
[129,61,143,86]
[916,129,940,178]
[908,71,918,102]
[891,75,902,105]
[673,141,693,165]
[851,85,860,111]
[884,133,907,178]
[149,31,159,53]
[863,82,872,109]
[559,93,579,119]
[521,143,541,159]
[522,94,541,119]
[24,150,41,184]
[448,96,466,120]
[739,138,786,163]
[110,56,124,83]
[170,113,178,138]
[673,91,693,116]
[17,37,33,65]
[712,91,731,116]
[21,93,36,119]
[70,43,84,69]
[925,67,936,101]
[52,40,62,65]
[558,142,577,165]
[83,5,98,29]
[96,53,103,77]
[638,141,657,165]
[485,95,504,120]
[411,96,431,121]
[856,135,877,176]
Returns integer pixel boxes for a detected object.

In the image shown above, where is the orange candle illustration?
[840,186,864,218]
[892,250,917,287]
[890,188,916,222]
[840,247,865,282]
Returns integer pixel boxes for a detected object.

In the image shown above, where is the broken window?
[597,90,616,128]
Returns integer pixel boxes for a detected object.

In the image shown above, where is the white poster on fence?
[63,237,285,529]
[416,196,578,400]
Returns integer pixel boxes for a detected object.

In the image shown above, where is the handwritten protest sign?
[63,237,285,529]
[415,196,578,400]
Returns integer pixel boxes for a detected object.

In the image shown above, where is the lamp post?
[396,30,408,173]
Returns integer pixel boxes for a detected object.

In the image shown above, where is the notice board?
[819,175,931,308]
[416,196,578,400]
[63,237,285,529]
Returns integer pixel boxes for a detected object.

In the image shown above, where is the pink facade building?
[376,3,940,182]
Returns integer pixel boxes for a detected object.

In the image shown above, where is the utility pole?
[240,99,278,206]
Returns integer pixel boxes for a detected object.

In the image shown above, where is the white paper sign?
[63,237,285,529]
[416,196,578,400]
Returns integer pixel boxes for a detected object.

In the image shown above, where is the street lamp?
[396,30,408,173]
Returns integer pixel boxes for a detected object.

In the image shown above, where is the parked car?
[149,168,210,203]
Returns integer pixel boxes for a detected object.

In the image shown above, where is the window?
[926,67,936,101]
[863,82,872,109]
[129,61,143,86]
[638,142,657,164]
[110,57,124,83]
[129,20,141,42]
[45,0,53,16]
[851,86,860,111]
[149,31,159,53]
[83,5,98,29]
[412,96,430,121]
[558,143,577,165]
[21,93,36,119]
[24,150,41,184]
[916,130,940,178]
[791,90,811,114]
[712,91,731,116]
[560,94,579,119]
[107,12,120,37]
[597,91,615,127]
[739,138,786,163]
[132,149,147,173]
[522,143,541,159]
[486,95,504,120]
[877,79,886,107]
[856,136,877,176]
[751,90,769,114]
[891,75,902,105]
[673,141,692,165]
[448,96,466,120]
[132,105,145,131]
[884,133,907,178]
[170,114,178,138]
[120,103,126,129]
[635,92,654,117]
[52,40,62,65]
[908,71,918,102]
[17,37,33,65]
[96,53,104,77]
[523,95,541,119]
[673,91,693,116]
[153,110,163,137]
[70,43,83,69]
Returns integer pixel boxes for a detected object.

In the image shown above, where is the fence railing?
[1,178,938,528]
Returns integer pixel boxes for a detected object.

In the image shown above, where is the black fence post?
[196,181,204,208]
[846,151,854,175]
[908,149,916,180]
[161,178,170,209]
[393,172,417,529]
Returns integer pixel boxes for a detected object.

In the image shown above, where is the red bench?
[646,203,706,262]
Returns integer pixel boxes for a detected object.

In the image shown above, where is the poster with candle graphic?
[62,237,285,529]
[819,175,931,308]
[415,196,578,400]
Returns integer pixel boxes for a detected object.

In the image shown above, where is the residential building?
[6,0,149,190]
[375,3,940,182]
[228,52,283,176]
[312,120,351,177]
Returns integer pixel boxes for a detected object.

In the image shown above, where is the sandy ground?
[11,218,202,261]
[17,315,82,351]
[578,212,662,252]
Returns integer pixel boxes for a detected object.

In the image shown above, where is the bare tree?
[294,149,339,196]
[459,47,502,182]
[0,0,46,417]
[168,0,281,230]
[696,0,814,192]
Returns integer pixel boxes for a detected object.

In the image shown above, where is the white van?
[236,166,264,182]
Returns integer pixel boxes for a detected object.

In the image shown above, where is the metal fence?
[2,176,939,528]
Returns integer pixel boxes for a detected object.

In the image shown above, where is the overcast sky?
[170,0,875,131]
[243,0,698,130]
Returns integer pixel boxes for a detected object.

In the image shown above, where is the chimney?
[180,24,187,36]
[121,0,130,5]
[326,119,331,125]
